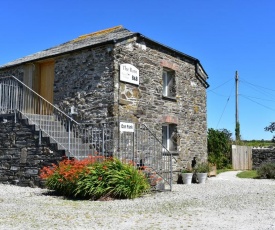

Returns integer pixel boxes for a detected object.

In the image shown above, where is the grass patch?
[236,170,258,179]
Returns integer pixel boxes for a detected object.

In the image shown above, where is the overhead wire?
[239,94,275,102]
[207,78,233,97]
[240,94,275,112]
[239,77,275,111]
[209,76,275,130]
[216,84,234,129]
[207,78,233,92]
[239,78,275,100]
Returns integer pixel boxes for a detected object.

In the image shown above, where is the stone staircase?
[21,113,93,159]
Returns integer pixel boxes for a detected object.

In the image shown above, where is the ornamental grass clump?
[40,156,150,200]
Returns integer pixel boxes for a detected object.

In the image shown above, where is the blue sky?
[1,0,275,140]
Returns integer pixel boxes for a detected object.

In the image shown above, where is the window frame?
[162,69,176,99]
[162,123,178,153]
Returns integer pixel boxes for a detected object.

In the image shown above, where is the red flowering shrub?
[40,156,150,200]
[40,155,104,196]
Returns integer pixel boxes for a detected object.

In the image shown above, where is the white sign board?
[120,122,135,132]
[120,64,139,85]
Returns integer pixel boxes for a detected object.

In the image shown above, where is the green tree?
[235,121,241,143]
[207,128,232,169]
[264,122,275,142]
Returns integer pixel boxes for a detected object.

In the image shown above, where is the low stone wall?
[0,114,64,187]
[252,148,275,169]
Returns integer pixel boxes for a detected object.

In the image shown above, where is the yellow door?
[39,61,54,114]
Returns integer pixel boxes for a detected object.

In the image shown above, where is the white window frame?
[162,124,169,150]
[162,124,177,152]
[162,69,176,98]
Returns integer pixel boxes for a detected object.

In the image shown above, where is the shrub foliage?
[40,156,150,200]
[207,128,232,169]
[257,162,275,179]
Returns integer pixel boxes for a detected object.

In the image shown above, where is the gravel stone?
[0,171,275,230]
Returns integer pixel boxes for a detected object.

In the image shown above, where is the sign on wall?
[120,64,139,85]
[120,122,135,132]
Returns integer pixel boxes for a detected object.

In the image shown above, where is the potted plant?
[181,168,193,184]
[194,162,210,184]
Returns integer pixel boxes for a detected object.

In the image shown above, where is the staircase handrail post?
[1,76,80,125]
[102,122,105,156]
[68,118,71,158]
[39,97,42,145]
[170,150,173,191]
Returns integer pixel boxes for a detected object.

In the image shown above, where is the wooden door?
[38,61,54,114]
[23,64,35,113]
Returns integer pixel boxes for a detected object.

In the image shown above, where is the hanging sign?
[120,122,135,132]
[120,64,139,85]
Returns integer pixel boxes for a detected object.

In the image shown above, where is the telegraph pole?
[235,71,240,141]
[235,71,239,126]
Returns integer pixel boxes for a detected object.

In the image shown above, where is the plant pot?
[197,173,208,184]
[208,164,217,177]
[182,173,193,184]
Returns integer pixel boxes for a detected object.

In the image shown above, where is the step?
[22,113,56,121]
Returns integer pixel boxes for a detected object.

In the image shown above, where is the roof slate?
[0,26,208,78]
[0,26,134,68]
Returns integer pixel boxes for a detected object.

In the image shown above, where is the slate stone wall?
[112,37,208,173]
[53,45,115,123]
[0,66,24,80]
[252,148,275,169]
[0,37,208,181]
[0,114,64,187]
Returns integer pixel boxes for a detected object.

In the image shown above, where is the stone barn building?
[0,26,209,189]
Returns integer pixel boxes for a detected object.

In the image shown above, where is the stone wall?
[112,37,208,173]
[0,66,24,80]
[252,148,275,169]
[53,45,115,123]
[0,114,64,187]
[0,36,208,182]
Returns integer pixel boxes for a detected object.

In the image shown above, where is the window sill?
[162,151,179,156]
[162,95,177,101]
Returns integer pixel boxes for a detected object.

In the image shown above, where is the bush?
[194,162,210,173]
[40,156,150,200]
[257,162,275,179]
[207,128,232,169]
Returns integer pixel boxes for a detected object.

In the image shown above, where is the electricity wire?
[239,94,275,102]
[216,84,234,129]
[240,94,275,112]
[207,78,233,92]
[239,78,275,100]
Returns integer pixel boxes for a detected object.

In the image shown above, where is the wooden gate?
[232,145,252,170]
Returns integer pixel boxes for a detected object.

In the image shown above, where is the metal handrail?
[1,75,79,124]
[0,76,173,190]
[0,76,87,158]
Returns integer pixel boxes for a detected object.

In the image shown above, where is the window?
[162,124,177,152]
[162,69,176,98]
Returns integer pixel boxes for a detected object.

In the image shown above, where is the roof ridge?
[72,25,124,42]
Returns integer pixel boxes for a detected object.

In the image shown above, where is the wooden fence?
[231,145,252,170]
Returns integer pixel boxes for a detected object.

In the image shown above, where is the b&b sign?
[120,122,135,132]
[120,64,139,85]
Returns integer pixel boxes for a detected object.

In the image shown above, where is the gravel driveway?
[0,171,275,230]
